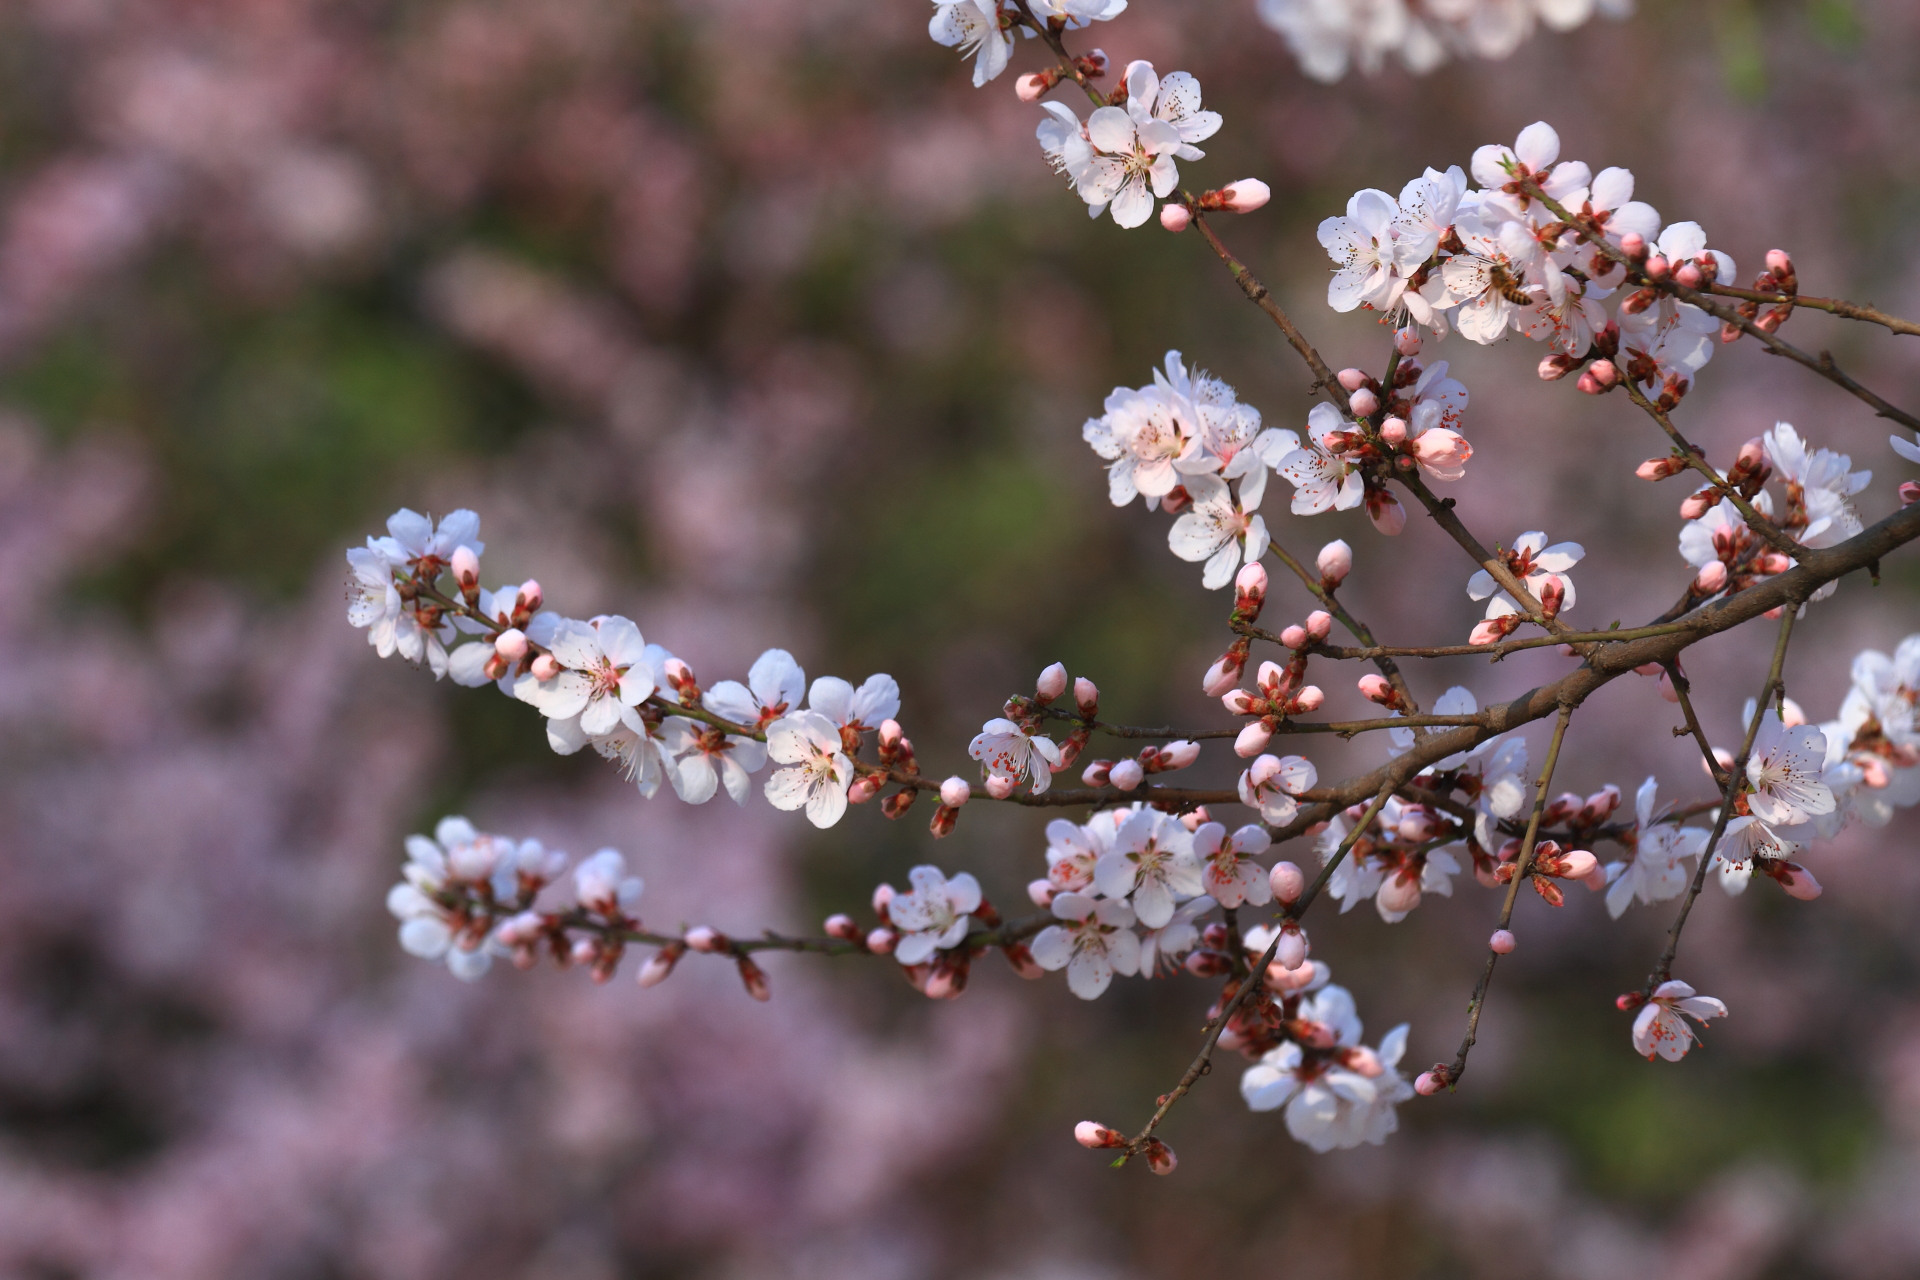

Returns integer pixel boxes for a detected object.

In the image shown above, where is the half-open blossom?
[1138,894,1216,976]
[1466,531,1584,619]
[764,710,855,828]
[1238,752,1317,824]
[1632,980,1727,1061]
[970,718,1063,794]
[346,546,405,658]
[704,648,806,731]
[888,866,984,965]
[1029,892,1141,998]
[928,0,1016,86]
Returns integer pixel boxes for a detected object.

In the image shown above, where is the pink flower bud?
[878,718,903,752]
[1269,861,1305,904]
[1159,740,1201,770]
[1556,849,1599,881]
[1275,925,1307,970]
[1074,677,1100,717]
[637,940,685,987]
[1032,662,1069,704]
[1306,610,1333,641]
[1358,673,1395,706]
[1015,72,1050,102]
[1376,872,1422,916]
[1379,415,1408,445]
[685,926,729,953]
[1901,480,1920,508]
[1675,261,1703,288]
[1538,353,1576,381]
[1680,488,1715,520]
[737,956,771,1001]
[450,544,480,586]
[824,914,861,942]
[530,653,561,681]
[1027,878,1056,907]
[1202,655,1242,697]
[1311,542,1351,591]
[1075,1120,1126,1149]
[1277,624,1307,650]
[516,578,543,611]
[1588,358,1620,388]
[1144,1138,1178,1175]
[846,775,883,804]
[1291,685,1325,713]
[1395,326,1422,356]
[1776,862,1823,900]
[1469,619,1507,647]
[939,776,971,807]
[1489,929,1516,954]
[494,627,529,661]
[1348,387,1380,419]
[984,774,1016,800]
[1645,254,1670,280]
[1220,179,1270,213]
[1757,551,1792,574]
[1108,758,1144,791]
[865,927,897,954]
[1235,721,1273,758]
[1235,560,1267,599]
[1692,560,1729,594]
[871,883,894,916]
[1766,248,1793,276]
[1415,1071,1445,1096]
[1159,203,1191,232]
[1336,368,1369,392]
[1619,232,1647,258]
[571,937,599,967]
[1366,491,1406,536]
[1636,456,1682,481]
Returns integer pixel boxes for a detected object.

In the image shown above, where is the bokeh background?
[2,0,1919,1275]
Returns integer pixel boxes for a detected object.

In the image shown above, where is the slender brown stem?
[1662,660,1730,787]
[1645,604,1799,989]
[1444,703,1574,1086]
[1265,538,1421,713]
[1251,620,1699,661]
[1114,784,1396,1163]
[1705,285,1920,338]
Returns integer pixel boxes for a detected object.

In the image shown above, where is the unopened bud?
[1076,1121,1126,1149]
[1775,861,1823,900]
[1159,203,1191,233]
[1379,415,1408,445]
[1489,929,1516,955]
[1291,686,1324,713]
[1269,861,1305,904]
[737,956,771,1001]
[1366,490,1407,536]
[1035,662,1068,703]
[1555,849,1599,881]
[530,653,561,681]
[878,718,904,753]
[1219,179,1270,213]
[1636,455,1687,481]
[1081,759,1112,787]
[1376,872,1422,916]
[1027,878,1056,907]
[685,926,728,953]
[1692,560,1729,594]
[1234,721,1273,757]
[1393,326,1423,357]
[637,940,685,987]
[865,927,897,955]
[1279,624,1309,650]
[494,627,529,661]
[1902,480,1920,508]
[1766,248,1794,278]
[1587,358,1620,388]
[1358,673,1396,707]
[1348,387,1380,419]
[1645,254,1670,280]
[1414,1071,1446,1096]
[1538,576,1565,619]
[1275,925,1307,970]
[1203,652,1244,697]
[1680,488,1715,520]
[845,774,882,805]
[1235,559,1268,600]
[938,776,971,808]
[823,914,861,942]
[1675,261,1703,288]
[1157,740,1200,770]
[1109,758,1145,791]
[1144,1138,1178,1175]
[1619,232,1647,258]
[451,544,480,588]
[1538,353,1577,382]
[1305,610,1333,641]
[1074,677,1099,717]
[1015,71,1052,102]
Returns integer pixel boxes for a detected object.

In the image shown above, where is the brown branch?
[1705,285,1920,338]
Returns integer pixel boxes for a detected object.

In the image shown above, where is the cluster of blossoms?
[1316,121,1753,412]
[1257,0,1632,83]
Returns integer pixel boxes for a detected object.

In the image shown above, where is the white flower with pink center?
[1084,382,1195,507]
[1632,980,1727,1061]
[1746,709,1834,827]
[1168,471,1270,589]
[659,716,769,805]
[703,648,806,731]
[1094,807,1201,928]
[1466,530,1583,619]
[763,710,856,828]
[1239,752,1318,824]
[516,615,657,739]
[887,866,984,965]
[1029,892,1141,999]
[969,718,1062,794]
[1604,777,1708,919]
[1193,821,1273,907]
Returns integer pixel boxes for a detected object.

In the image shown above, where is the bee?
[1489,264,1533,306]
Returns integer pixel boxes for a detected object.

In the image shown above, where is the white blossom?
[1604,777,1707,918]
[1084,381,1195,506]
[928,0,1016,87]
[574,847,644,916]
[888,866,984,965]
[1238,752,1318,825]
[517,615,657,740]
[1167,471,1270,589]
[1029,892,1141,998]
[1138,893,1216,976]
[1746,709,1834,827]
[764,710,856,828]
[1467,530,1584,619]
[1632,980,1726,1061]
[1075,104,1184,228]
[808,672,901,732]
[704,648,807,731]
[659,716,769,805]
[969,718,1063,794]
[1093,807,1202,927]
[1194,821,1273,907]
